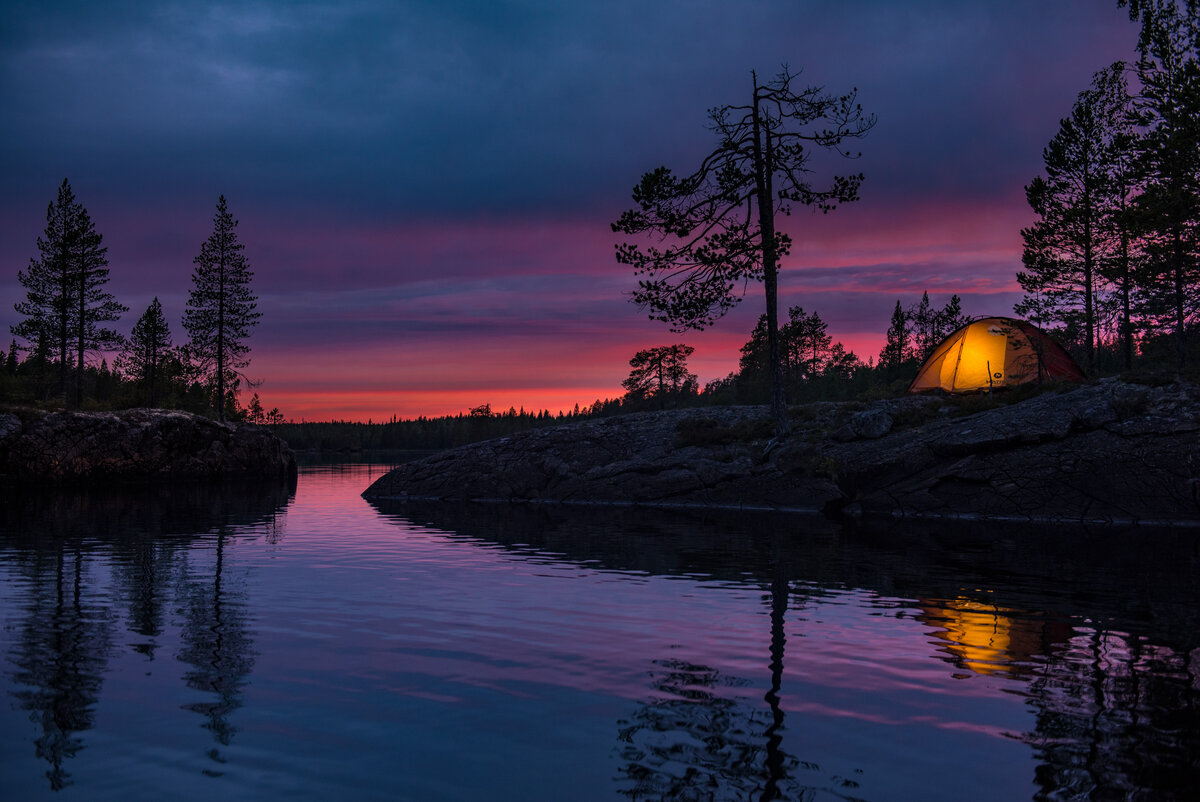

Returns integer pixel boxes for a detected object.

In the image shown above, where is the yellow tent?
[909,317,1084,393]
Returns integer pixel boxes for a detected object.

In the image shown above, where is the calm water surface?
[1,461,1198,800]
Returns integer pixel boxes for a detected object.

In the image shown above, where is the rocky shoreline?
[363,379,1200,525]
[0,407,296,484]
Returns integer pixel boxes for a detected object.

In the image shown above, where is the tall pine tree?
[1128,0,1200,364]
[878,300,911,374]
[613,67,874,435]
[12,178,124,406]
[70,195,125,406]
[1016,65,1132,372]
[183,196,260,421]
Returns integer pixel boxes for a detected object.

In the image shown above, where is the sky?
[0,0,1142,421]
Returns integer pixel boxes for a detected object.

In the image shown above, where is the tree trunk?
[762,536,789,798]
[1174,221,1186,366]
[58,244,69,407]
[148,328,158,407]
[1082,173,1095,375]
[76,251,85,409]
[217,248,227,422]
[1120,202,1133,371]
[751,73,789,437]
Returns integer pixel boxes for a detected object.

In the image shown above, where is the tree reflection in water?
[177,530,256,769]
[1023,628,1199,799]
[1,479,292,788]
[7,547,112,791]
[918,595,1200,798]
[113,533,184,662]
[377,501,1200,800]
[615,550,865,802]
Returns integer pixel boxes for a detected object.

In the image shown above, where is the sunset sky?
[0,1,1140,421]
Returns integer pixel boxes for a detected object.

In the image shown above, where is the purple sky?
[0,1,1139,420]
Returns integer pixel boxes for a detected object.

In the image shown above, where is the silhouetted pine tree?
[1128,1,1200,364]
[935,294,971,341]
[878,300,911,373]
[780,307,828,380]
[12,179,124,405]
[613,67,874,434]
[622,344,698,409]
[910,292,937,360]
[69,198,125,406]
[119,298,173,407]
[183,196,260,421]
[244,392,264,424]
[1016,65,1132,372]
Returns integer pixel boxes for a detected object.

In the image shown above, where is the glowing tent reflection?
[920,598,1059,678]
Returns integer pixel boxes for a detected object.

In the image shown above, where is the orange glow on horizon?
[249,328,900,422]
[267,386,627,423]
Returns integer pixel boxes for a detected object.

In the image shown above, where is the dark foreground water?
[1,462,1198,801]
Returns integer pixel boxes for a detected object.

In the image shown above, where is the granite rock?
[363,380,1200,525]
[0,407,297,484]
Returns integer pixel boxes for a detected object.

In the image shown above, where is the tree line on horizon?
[2,181,270,422]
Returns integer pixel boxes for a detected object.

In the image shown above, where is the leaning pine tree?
[613,67,873,435]
[183,196,261,421]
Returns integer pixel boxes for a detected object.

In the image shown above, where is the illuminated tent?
[909,317,1084,393]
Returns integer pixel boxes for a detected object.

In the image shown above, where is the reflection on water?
[8,547,113,791]
[0,465,1197,800]
[1025,627,1199,798]
[613,573,866,801]
[919,599,1070,678]
[177,531,256,770]
[376,499,1200,801]
[0,478,293,790]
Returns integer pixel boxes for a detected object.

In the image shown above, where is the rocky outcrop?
[0,407,297,484]
[363,379,1200,525]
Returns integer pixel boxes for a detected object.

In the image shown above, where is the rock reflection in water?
[1,478,293,789]
[371,499,1200,800]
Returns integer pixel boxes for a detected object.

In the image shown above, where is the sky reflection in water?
[0,462,1197,800]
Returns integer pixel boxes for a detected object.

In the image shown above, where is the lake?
[1,460,1198,800]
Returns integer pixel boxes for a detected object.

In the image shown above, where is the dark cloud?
[2,1,1137,215]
